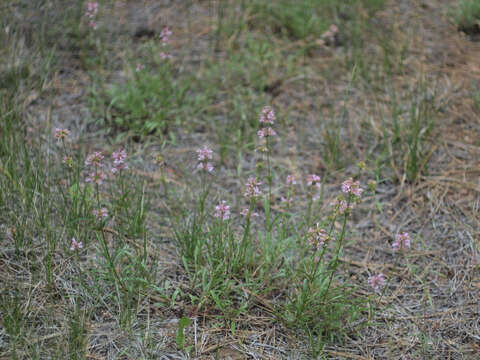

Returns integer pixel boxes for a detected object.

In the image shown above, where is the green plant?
[453,0,480,34]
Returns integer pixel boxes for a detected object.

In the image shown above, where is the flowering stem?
[322,198,350,301]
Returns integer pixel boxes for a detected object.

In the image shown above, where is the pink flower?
[307,174,321,188]
[214,201,231,220]
[241,208,259,217]
[92,207,108,219]
[86,2,98,17]
[112,149,128,173]
[257,127,276,139]
[136,63,145,72]
[160,26,172,45]
[341,178,363,197]
[260,106,275,124]
[197,162,214,173]
[244,177,262,198]
[392,232,411,252]
[86,171,107,185]
[70,237,83,251]
[331,198,354,214]
[286,175,296,186]
[368,274,385,292]
[85,152,104,167]
[307,224,329,250]
[54,128,70,140]
[196,145,213,161]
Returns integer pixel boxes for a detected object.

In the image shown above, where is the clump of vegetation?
[454,0,480,34]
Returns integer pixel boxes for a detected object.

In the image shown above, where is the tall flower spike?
[244,177,262,198]
[54,128,70,140]
[85,152,104,167]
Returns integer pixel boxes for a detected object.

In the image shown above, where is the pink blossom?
[86,2,98,17]
[196,145,213,161]
[160,26,172,45]
[368,274,386,292]
[286,175,296,186]
[260,106,275,124]
[341,178,363,197]
[54,128,70,140]
[241,208,259,217]
[197,162,214,173]
[86,171,107,185]
[112,149,128,173]
[92,207,108,219]
[307,174,321,188]
[257,127,276,139]
[244,177,262,198]
[136,63,145,72]
[392,232,411,252]
[70,237,83,251]
[214,201,231,220]
[331,198,354,214]
[307,224,329,250]
[85,152,104,167]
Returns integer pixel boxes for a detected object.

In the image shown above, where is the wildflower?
[70,237,83,251]
[392,232,411,252]
[260,106,275,124]
[85,152,104,167]
[331,198,354,214]
[307,174,321,188]
[368,274,385,292]
[86,171,107,185]
[88,20,97,30]
[54,128,70,140]
[341,178,363,197]
[160,26,172,45]
[244,177,262,198]
[92,207,108,219]
[241,208,259,217]
[62,156,74,168]
[86,2,98,18]
[214,201,231,220]
[286,175,297,186]
[111,149,128,173]
[307,224,329,250]
[136,63,145,72]
[257,127,276,139]
[196,146,213,161]
[196,145,214,173]
[320,23,338,44]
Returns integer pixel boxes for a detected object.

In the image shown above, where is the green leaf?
[176,316,191,350]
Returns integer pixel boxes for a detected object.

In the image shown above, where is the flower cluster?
[286,175,296,186]
[258,106,277,141]
[70,237,83,251]
[112,149,128,174]
[392,232,411,252]
[136,63,145,72]
[307,224,329,250]
[214,201,230,221]
[259,106,275,124]
[54,128,70,141]
[307,174,321,189]
[368,273,385,292]
[244,177,262,199]
[318,24,338,46]
[341,178,363,197]
[85,151,106,184]
[85,151,104,167]
[240,208,259,217]
[331,198,354,215]
[196,145,214,173]
[160,26,172,59]
[92,207,108,220]
[86,2,99,30]
[257,127,276,139]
